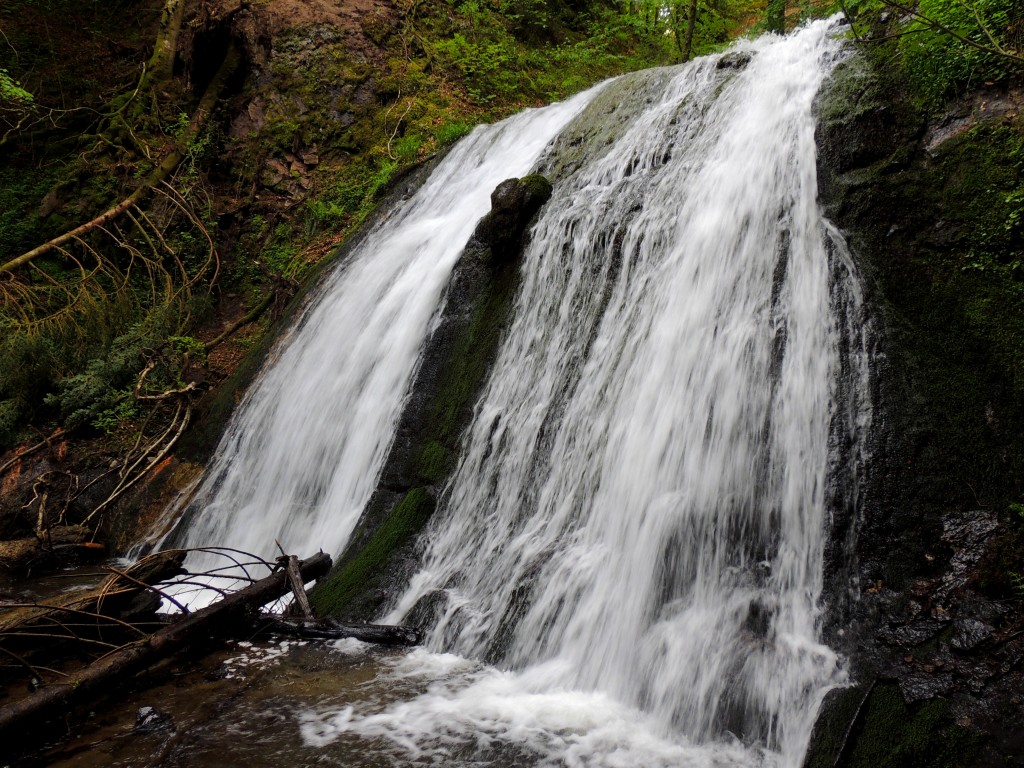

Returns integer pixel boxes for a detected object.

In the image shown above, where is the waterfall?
[299,18,872,768]
[158,89,599,587]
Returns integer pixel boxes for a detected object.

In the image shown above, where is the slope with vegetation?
[0,0,759,557]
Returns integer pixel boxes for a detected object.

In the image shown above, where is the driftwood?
[284,554,314,619]
[0,552,331,740]
[0,525,106,575]
[0,548,186,638]
[263,616,422,646]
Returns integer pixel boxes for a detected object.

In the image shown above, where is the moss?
[416,440,446,484]
[309,487,436,618]
[520,173,553,202]
[805,686,873,768]
[834,684,983,768]
[425,259,519,444]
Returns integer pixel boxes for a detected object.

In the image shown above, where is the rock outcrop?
[808,49,1024,768]
[310,176,554,620]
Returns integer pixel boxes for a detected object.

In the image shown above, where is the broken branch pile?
[0,546,420,747]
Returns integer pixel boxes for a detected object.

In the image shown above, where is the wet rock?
[134,706,173,733]
[473,175,554,261]
[937,510,999,600]
[898,670,955,703]
[878,620,943,647]
[717,52,752,70]
[950,618,993,653]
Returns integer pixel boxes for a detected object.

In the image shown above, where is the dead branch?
[0,551,332,739]
[0,429,63,478]
[0,549,185,637]
[0,44,240,277]
[82,402,192,527]
[204,290,274,351]
[284,555,314,619]
[261,616,422,646]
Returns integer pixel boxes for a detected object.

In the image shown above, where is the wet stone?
[134,706,173,733]
[878,620,943,647]
[898,671,955,703]
[717,52,752,70]
[950,618,993,653]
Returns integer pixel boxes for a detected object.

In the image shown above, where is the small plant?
[92,390,140,435]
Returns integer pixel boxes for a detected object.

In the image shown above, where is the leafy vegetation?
[841,0,1023,107]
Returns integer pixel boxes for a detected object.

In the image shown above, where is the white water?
[300,19,872,768]
[158,89,600,591]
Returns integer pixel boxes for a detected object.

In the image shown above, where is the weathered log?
[0,551,331,740]
[0,525,105,575]
[262,616,422,646]
[0,548,186,636]
[284,554,314,619]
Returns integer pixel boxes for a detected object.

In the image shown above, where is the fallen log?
[0,551,331,740]
[0,525,106,575]
[262,616,422,646]
[0,548,186,638]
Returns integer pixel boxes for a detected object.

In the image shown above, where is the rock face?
[807,50,1024,768]
[474,175,554,260]
[309,176,554,620]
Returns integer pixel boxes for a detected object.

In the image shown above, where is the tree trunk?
[147,0,189,87]
[682,0,700,61]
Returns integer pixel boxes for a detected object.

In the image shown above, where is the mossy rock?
[309,487,436,619]
[805,683,987,768]
[310,177,555,621]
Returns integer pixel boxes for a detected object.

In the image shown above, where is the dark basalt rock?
[716,51,752,70]
[310,175,556,621]
[950,618,993,653]
[473,175,553,261]
[806,46,1024,768]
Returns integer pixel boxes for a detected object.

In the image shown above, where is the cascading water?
[298,19,872,768]
[156,90,599,590]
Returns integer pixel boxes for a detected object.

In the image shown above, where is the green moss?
[520,173,553,202]
[417,441,446,484]
[805,686,873,768]
[426,262,518,443]
[309,487,436,618]
[835,684,983,768]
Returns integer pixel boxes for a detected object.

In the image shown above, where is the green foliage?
[391,133,424,162]
[0,335,57,447]
[843,0,1023,107]
[901,0,1022,106]
[169,335,207,364]
[44,325,156,432]
[434,120,475,146]
[0,68,33,105]
[0,166,65,260]
[91,390,140,435]
[304,159,398,241]
[958,125,1024,277]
